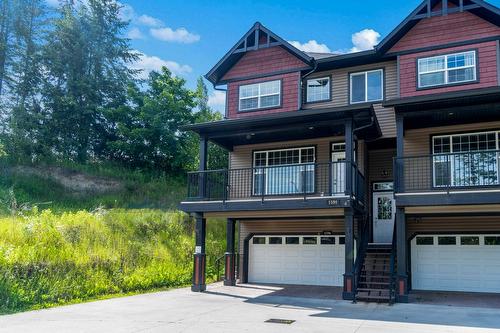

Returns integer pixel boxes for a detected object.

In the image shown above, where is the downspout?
[353,116,376,134]
[212,83,228,119]
[298,60,318,110]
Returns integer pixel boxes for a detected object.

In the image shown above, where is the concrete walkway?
[1,283,500,333]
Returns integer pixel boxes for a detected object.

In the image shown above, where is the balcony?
[394,150,500,206]
[181,162,366,212]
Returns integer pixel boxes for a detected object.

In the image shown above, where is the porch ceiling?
[182,105,381,150]
[384,87,500,130]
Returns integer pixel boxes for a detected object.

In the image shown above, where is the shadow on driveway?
[205,283,500,330]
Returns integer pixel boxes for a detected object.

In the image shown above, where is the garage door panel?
[412,234,500,293]
[249,235,345,287]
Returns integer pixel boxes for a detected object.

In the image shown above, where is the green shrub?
[0,209,225,313]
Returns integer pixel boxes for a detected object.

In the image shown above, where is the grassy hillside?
[0,161,227,314]
[0,160,186,214]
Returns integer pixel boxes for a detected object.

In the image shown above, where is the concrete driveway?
[1,283,500,333]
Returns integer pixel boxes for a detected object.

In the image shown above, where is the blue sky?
[52,0,500,112]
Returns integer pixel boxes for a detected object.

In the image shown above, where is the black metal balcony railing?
[186,161,365,204]
[394,150,500,193]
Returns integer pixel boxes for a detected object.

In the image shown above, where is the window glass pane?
[419,56,445,72]
[351,74,365,103]
[260,94,280,108]
[448,67,474,83]
[269,237,282,244]
[320,236,335,245]
[416,236,434,245]
[240,97,258,111]
[285,237,299,244]
[260,80,280,95]
[367,70,382,101]
[377,196,393,220]
[253,237,266,244]
[307,77,330,102]
[339,236,345,245]
[438,236,456,245]
[240,84,259,98]
[420,72,445,87]
[460,236,479,245]
[303,237,317,245]
[485,236,500,245]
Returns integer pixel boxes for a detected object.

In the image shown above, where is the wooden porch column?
[345,118,354,196]
[192,213,206,292]
[198,136,208,198]
[224,218,237,286]
[343,208,355,300]
[396,207,408,302]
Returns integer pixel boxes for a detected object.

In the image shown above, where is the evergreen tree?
[6,0,48,160]
[42,0,136,162]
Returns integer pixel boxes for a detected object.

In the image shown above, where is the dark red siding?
[227,72,300,118]
[399,41,498,98]
[222,46,308,81]
[223,45,308,118]
[390,10,500,53]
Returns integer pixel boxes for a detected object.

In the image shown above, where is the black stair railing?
[389,222,397,305]
[352,216,370,303]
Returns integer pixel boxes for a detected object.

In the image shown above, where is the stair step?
[358,288,389,293]
[356,294,391,301]
[358,281,390,286]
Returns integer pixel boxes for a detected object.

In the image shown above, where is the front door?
[373,190,395,244]
[331,150,346,193]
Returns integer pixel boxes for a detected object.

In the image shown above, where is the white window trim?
[239,80,281,112]
[349,69,384,104]
[253,146,316,168]
[306,76,331,103]
[418,50,477,88]
[252,147,316,196]
[432,130,500,187]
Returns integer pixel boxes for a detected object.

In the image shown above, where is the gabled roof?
[205,22,314,85]
[376,0,500,54]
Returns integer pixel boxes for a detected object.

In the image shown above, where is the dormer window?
[239,80,281,112]
[306,77,331,103]
[418,50,477,89]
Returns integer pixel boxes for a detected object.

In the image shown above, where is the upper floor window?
[418,50,477,89]
[350,69,383,104]
[239,80,281,111]
[306,77,330,103]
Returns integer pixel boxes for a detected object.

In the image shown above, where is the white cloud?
[127,27,144,40]
[208,91,226,111]
[137,14,164,27]
[150,27,200,44]
[130,51,192,79]
[350,29,381,52]
[119,3,136,21]
[288,40,331,54]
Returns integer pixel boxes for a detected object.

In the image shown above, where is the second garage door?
[248,235,345,286]
[411,234,500,293]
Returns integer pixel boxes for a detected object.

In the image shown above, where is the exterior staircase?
[354,244,396,304]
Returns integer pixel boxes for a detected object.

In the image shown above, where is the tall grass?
[0,209,226,313]
[0,159,186,214]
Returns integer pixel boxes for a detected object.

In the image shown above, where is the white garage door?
[248,235,345,286]
[411,234,500,293]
